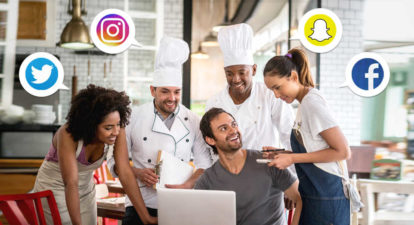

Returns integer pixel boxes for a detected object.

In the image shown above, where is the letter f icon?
[365,63,379,91]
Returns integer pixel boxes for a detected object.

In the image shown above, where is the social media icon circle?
[344,52,390,97]
[90,9,140,54]
[297,8,342,53]
[19,52,68,97]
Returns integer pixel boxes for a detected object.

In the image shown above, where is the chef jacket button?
[143,137,147,141]
[184,117,188,121]
[181,159,184,161]
[254,121,257,124]
[258,106,260,109]
[186,139,189,142]
[148,159,151,163]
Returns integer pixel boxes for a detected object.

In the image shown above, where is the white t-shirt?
[293,88,348,178]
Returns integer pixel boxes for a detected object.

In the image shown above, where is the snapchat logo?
[296,8,342,53]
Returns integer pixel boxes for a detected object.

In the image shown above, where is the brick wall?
[320,0,364,145]
[16,0,183,120]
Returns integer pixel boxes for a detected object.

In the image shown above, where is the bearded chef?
[108,36,212,225]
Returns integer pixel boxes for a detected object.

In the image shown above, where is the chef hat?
[153,36,189,87]
[218,23,254,67]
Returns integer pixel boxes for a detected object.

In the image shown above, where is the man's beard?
[217,132,242,153]
[157,100,178,114]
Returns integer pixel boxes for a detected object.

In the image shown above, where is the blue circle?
[25,58,58,90]
[351,58,384,91]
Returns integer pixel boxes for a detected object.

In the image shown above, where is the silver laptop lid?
[157,188,236,225]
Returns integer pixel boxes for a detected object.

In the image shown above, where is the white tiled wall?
[15,0,183,120]
[321,0,364,145]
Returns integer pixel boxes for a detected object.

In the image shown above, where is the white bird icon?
[31,64,54,84]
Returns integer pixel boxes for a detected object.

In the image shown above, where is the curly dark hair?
[66,84,131,145]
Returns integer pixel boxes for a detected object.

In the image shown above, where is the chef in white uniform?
[107,36,212,225]
[206,23,294,153]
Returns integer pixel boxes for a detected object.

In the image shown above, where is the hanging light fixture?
[191,43,209,59]
[60,0,94,49]
[212,0,231,33]
[201,32,219,47]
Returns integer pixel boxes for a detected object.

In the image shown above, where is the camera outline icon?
[100,18,126,44]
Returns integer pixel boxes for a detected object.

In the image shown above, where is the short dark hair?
[66,84,131,145]
[200,107,235,154]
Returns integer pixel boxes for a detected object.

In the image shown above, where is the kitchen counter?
[0,159,44,194]
[0,123,60,132]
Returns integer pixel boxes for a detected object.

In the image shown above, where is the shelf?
[0,123,60,132]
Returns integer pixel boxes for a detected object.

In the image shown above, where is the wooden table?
[97,202,125,220]
[97,182,126,219]
[106,182,125,194]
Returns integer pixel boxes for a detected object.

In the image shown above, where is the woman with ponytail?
[262,48,354,225]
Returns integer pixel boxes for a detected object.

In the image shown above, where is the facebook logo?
[351,58,384,91]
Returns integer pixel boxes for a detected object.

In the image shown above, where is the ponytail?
[263,48,315,87]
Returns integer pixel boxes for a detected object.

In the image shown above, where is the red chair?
[0,190,62,225]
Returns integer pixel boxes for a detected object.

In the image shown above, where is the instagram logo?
[91,9,141,54]
[98,14,129,45]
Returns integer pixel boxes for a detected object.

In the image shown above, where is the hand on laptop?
[134,168,159,187]
[164,181,192,189]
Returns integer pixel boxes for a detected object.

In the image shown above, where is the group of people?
[33,23,355,225]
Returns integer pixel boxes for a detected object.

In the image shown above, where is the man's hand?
[165,181,192,189]
[284,196,295,210]
[133,168,158,187]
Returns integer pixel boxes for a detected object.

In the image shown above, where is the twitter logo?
[31,64,54,84]
[19,52,68,97]
[25,57,58,90]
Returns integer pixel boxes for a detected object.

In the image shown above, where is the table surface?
[97,182,126,220]
[97,202,125,220]
[106,182,126,194]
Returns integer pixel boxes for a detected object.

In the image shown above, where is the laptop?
[157,188,236,225]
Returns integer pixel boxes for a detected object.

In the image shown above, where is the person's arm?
[268,126,351,169]
[284,180,302,225]
[166,114,211,189]
[114,128,157,224]
[57,126,82,225]
[165,168,204,189]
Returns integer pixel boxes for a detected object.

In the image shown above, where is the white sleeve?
[271,98,295,150]
[191,114,212,169]
[301,94,337,139]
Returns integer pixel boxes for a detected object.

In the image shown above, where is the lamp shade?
[60,17,93,49]
[59,0,93,50]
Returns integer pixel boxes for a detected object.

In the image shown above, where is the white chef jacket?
[205,81,294,150]
[107,102,212,208]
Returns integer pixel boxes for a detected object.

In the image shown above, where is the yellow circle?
[304,14,336,46]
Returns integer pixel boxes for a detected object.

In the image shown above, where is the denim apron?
[291,129,350,225]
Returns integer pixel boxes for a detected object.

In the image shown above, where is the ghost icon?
[308,19,332,42]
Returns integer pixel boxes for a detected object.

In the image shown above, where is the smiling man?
[195,108,302,225]
[206,23,294,154]
[107,37,212,225]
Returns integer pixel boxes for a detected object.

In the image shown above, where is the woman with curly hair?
[33,85,157,225]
